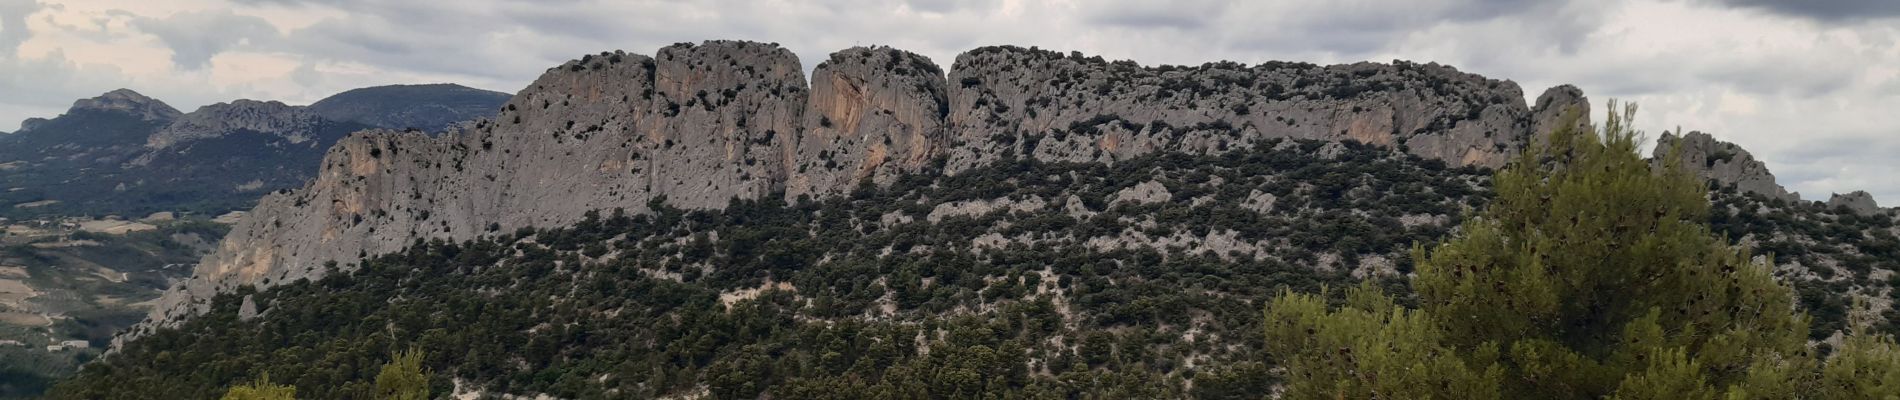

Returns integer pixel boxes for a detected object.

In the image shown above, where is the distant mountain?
[308,83,509,132]
[0,85,505,219]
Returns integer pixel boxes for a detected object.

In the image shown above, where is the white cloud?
[1,0,1897,202]
[129,9,279,70]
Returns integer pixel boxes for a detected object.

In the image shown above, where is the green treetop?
[220,373,296,400]
[374,347,430,400]
[1263,102,1899,399]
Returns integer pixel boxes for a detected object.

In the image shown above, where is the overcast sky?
[0,0,1896,203]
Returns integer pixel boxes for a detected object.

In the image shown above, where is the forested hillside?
[51,138,1900,398]
[53,140,1479,398]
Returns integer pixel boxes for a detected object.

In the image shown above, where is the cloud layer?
[2,0,1897,202]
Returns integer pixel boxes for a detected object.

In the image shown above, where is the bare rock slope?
[128,41,1592,341]
[1653,131,1802,202]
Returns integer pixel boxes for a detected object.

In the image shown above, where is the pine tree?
[373,347,430,400]
[220,373,296,400]
[1817,303,1900,397]
[1265,102,1817,399]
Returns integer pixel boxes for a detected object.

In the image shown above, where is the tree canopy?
[374,348,430,400]
[1265,102,1899,399]
[219,373,296,400]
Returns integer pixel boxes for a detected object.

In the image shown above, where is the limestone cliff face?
[787,47,949,199]
[1653,131,1799,202]
[126,41,1595,343]
[643,42,806,209]
[941,47,1585,171]
[130,42,814,339]
[1529,85,1591,144]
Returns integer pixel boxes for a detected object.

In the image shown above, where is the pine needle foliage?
[220,373,296,400]
[374,347,430,400]
[1266,102,1820,399]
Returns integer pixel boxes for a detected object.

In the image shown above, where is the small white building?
[0,340,22,346]
[60,340,88,349]
[45,344,63,351]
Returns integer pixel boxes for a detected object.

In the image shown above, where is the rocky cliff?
[940,48,1586,171]
[126,41,1592,341]
[1653,131,1800,202]
[1828,191,1883,216]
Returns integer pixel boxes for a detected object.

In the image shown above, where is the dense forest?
[49,138,1900,398]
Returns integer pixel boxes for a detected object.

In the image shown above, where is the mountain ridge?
[127,40,1595,341]
[307,83,511,132]
[0,85,508,218]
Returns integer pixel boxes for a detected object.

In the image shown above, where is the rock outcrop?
[148,100,326,149]
[940,48,1586,171]
[1529,85,1590,143]
[126,41,1596,343]
[1828,191,1881,215]
[13,117,47,133]
[1653,131,1799,202]
[72,89,183,123]
[788,47,948,199]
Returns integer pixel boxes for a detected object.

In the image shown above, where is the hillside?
[132,42,1589,337]
[0,218,225,398]
[59,140,1488,398]
[58,138,1900,398]
[62,41,1899,398]
[308,83,510,132]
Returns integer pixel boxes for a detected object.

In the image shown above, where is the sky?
[0,0,1896,203]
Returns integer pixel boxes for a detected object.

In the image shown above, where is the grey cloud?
[1706,60,1857,98]
[902,0,997,14]
[1775,136,1900,166]
[0,0,39,57]
[1712,0,1900,22]
[1764,137,1900,202]
[131,10,280,69]
[1217,1,1608,60]
[0,50,137,128]
[270,0,976,84]
[1083,0,1228,30]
